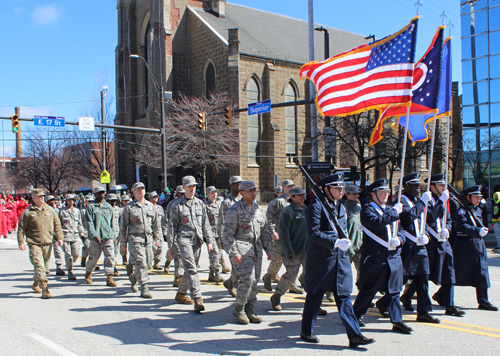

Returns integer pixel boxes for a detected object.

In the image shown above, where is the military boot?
[175,292,194,305]
[32,281,42,293]
[106,274,117,287]
[68,271,77,281]
[85,271,92,284]
[298,273,305,288]
[262,273,273,291]
[194,297,205,313]
[141,284,153,299]
[270,293,282,311]
[220,260,231,273]
[122,255,127,265]
[173,275,182,287]
[126,263,134,277]
[152,259,162,270]
[209,268,223,285]
[113,267,120,277]
[81,256,87,267]
[288,284,304,294]
[130,274,138,292]
[223,279,237,297]
[245,303,262,323]
[325,291,335,302]
[56,265,65,276]
[271,274,281,283]
[40,282,52,299]
[164,255,173,274]
[233,304,249,324]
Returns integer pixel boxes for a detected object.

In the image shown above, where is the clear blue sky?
[0,0,462,157]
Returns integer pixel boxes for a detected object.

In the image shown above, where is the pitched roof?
[189,3,369,64]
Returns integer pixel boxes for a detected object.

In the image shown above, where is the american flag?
[300,17,418,117]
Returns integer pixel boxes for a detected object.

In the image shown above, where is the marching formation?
[15,169,498,349]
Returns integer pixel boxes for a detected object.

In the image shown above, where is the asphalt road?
[1,231,499,356]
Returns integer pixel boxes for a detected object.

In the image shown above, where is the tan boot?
[233,304,249,324]
[245,303,262,323]
[141,284,153,299]
[85,271,92,284]
[271,274,281,283]
[32,281,42,293]
[173,275,182,287]
[270,293,282,311]
[81,256,87,267]
[126,263,134,276]
[40,282,52,299]
[106,274,117,287]
[122,254,127,265]
[194,297,205,313]
[223,279,237,297]
[220,260,231,273]
[175,292,194,305]
[113,267,120,277]
[164,255,173,274]
[152,260,161,270]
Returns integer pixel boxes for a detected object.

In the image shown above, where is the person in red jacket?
[0,198,8,238]
[16,197,29,221]
[5,196,16,233]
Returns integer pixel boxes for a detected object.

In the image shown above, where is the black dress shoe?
[356,316,366,327]
[432,293,445,306]
[300,332,320,343]
[400,295,414,312]
[445,306,465,316]
[392,321,413,334]
[375,300,390,318]
[478,302,499,311]
[417,312,440,323]
[349,334,375,348]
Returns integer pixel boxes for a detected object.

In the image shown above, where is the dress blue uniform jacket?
[305,197,352,296]
[400,193,430,276]
[358,203,404,294]
[425,193,455,285]
[453,207,491,289]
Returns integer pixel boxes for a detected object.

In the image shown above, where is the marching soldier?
[353,179,412,334]
[59,194,85,281]
[80,194,94,268]
[106,193,121,277]
[205,186,223,284]
[301,173,374,348]
[218,176,243,297]
[453,185,498,311]
[118,194,130,266]
[222,181,272,324]
[167,176,214,313]
[398,172,440,323]
[162,185,185,285]
[120,182,162,298]
[46,195,64,276]
[17,188,63,299]
[148,191,164,270]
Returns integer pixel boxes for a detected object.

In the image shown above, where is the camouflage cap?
[344,184,361,194]
[229,176,243,185]
[65,194,76,200]
[31,188,46,197]
[149,191,159,198]
[86,194,95,202]
[93,186,106,194]
[182,175,198,186]
[281,179,295,187]
[175,185,185,194]
[46,195,55,201]
[206,186,217,193]
[275,186,283,194]
[288,187,306,196]
[239,180,256,191]
[121,195,130,201]
[131,182,145,191]
[106,193,118,201]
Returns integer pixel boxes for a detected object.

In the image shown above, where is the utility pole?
[308,0,318,161]
[101,86,108,191]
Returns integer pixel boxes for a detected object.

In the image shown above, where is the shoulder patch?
[458,208,465,216]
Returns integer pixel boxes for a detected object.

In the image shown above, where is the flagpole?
[393,106,411,242]
[420,113,438,239]
[442,115,451,232]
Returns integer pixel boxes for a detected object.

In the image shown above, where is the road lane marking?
[29,333,80,356]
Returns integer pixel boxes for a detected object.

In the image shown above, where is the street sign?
[248,99,271,115]
[34,115,65,127]
[100,170,111,184]
[79,117,95,131]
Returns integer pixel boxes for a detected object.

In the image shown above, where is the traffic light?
[198,113,206,131]
[11,114,20,133]
[224,107,233,126]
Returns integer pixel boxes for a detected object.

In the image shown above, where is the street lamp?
[101,85,108,191]
[314,26,329,60]
[130,54,168,191]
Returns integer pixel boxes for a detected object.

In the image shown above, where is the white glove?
[418,234,429,245]
[334,239,352,252]
[439,190,449,203]
[393,203,403,215]
[420,191,432,204]
[440,228,450,239]
[479,227,489,237]
[390,237,401,248]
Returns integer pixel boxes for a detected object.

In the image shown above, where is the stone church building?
[115,0,373,198]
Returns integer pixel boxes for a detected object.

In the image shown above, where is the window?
[284,83,297,162]
[461,10,488,37]
[462,33,488,59]
[247,78,260,165]
[462,57,488,82]
[462,81,489,106]
[205,62,216,98]
[463,104,489,126]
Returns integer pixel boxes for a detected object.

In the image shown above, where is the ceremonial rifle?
[447,184,484,228]
[295,160,349,240]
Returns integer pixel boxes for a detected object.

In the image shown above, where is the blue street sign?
[34,115,66,127]
[248,99,271,115]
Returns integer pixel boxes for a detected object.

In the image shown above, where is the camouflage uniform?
[223,199,272,307]
[167,196,214,299]
[59,206,85,272]
[264,193,290,277]
[218,193,241,285]
[80,206,90,259]
[112,205,122,259]
[120,199,162,286]
[50,205,64,272]
[205,198,222,274]
[162,197,184,277]
[152,203,165,265]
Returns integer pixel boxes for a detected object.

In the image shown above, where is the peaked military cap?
[289,187,306,196]
[462,185,482,196]
[175,185,185,194]
[318,172,344,187]
[229,176,243,185]
[94,186,106,194]
[182,175,198,186]
[106,193,118,201]
[148,191,158,198]
[367,178,390,193]
[424,174,446,185]
[239,180,256,191]
[402,172,421,185]
[131,182,145,191]
[281,179,295,187]
[206,186,217,193]
[31,188,46,197]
